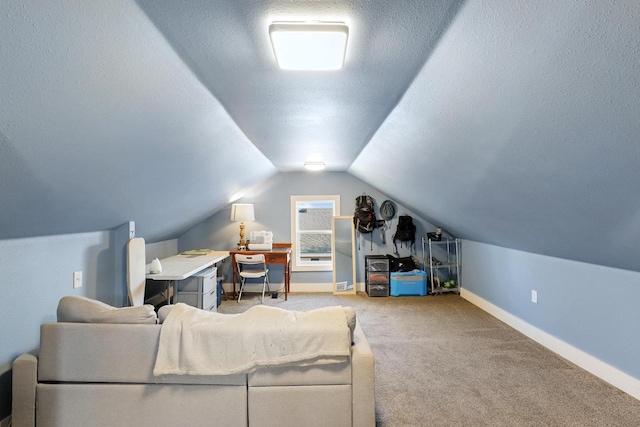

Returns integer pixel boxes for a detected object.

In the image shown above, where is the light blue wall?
[462,240,640,380]
[145,239,178,260]
[179,172,437,286]
[0,231,114,417]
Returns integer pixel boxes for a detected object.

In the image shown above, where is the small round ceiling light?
[304,161,326,171]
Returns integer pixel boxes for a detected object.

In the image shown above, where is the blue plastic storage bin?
[216,277,223,307]
[390,270,427,296]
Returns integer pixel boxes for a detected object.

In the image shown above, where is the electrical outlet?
[531,290,538,304]
[73,271,83,289]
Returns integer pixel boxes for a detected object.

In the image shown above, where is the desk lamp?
[230,203,255,250]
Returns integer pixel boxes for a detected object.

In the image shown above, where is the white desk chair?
[235,254,270,303]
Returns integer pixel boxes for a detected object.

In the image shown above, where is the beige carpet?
[218,292,640,426]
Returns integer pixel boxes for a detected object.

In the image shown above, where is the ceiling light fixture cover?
[269,22,349,71]
[304,161,326,171]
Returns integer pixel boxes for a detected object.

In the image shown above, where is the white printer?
[247,231,273,250]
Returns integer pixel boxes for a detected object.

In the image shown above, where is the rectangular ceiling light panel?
[269,23,349,71]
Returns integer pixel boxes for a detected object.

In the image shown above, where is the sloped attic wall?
[0,0,276,242]
[350,0,640,273]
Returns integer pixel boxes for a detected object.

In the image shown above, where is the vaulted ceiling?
[1,1,639,271]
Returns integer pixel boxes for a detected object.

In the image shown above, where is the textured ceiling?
[135,0,464,171]
[1,0,639,272]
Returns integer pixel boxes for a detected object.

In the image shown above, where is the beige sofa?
[12,299,375,427]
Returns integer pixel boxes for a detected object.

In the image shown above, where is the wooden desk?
[230,243,292,301]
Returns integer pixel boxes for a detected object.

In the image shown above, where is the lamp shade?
[230,204,255,222]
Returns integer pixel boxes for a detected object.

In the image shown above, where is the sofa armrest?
[12,353,37,427]
[351,321,375,427]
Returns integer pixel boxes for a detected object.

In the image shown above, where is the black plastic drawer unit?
[365,255,390,297]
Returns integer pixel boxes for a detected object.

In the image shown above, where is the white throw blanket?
[153,303,352,376]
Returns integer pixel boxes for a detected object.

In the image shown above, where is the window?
[290,195,340,271]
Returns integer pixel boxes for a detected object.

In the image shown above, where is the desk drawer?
[205,297,218,313]
[200,269,216,293]
[202,287,217,310]
[176,287,217,310]
[266,254,286,263]
[178,267,217,293]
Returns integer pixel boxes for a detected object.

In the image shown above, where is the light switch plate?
[531,290,538,303]
[73,271,83,289]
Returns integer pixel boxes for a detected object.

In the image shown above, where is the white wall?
[145,239,178,260]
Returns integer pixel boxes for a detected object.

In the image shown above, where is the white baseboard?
[222,282,366,294]
[221,282,330,294]
[289,282,367,293]
[461,289,640,401]
[290,282,332,292]
[0,415,11,427]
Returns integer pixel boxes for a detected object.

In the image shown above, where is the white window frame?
[290,195,340,272]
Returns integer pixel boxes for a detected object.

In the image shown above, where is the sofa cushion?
[248,360,351,387]
[39,323,246,385]
[158,304,173,323]
[248,385,352,427]
[342,306,356,342]
[57,296,157,324]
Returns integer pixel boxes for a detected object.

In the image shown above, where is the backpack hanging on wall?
[354,195,376,234]
[353,195,384,250]
[393,214,417,254]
